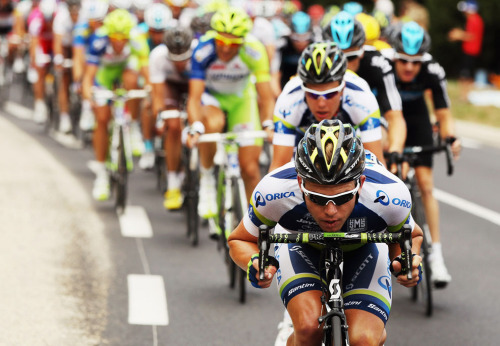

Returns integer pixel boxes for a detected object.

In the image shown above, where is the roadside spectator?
[448,0,484,102]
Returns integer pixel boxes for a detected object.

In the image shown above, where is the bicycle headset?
[295,119,365,185]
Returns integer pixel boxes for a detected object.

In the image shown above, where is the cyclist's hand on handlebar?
[391,254,422,288]
[447,137,461,160]
[264,127,274,143]
[186,132,200,149]
[247,256,278,289]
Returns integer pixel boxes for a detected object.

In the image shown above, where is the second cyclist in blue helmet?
[323,11,406,175]
[385,21,461,288]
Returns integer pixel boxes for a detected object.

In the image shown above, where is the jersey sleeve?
[86,31,108,65]
[130,30,150,68]
[272,78,305,147]
[425,61,451,110]
[344,71,382,143]
[190,34,217,80]
[363,51,402,114]
[240,35,270,83]
[73,22,89,46]
[149,45,168,84]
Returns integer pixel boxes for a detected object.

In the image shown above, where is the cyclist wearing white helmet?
[109,0,132,11]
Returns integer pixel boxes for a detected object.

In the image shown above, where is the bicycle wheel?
[155,145,167,194]
[183,147,199,246]
[409,181,433,316]
[231,176,246,304]
[115,126,128,214]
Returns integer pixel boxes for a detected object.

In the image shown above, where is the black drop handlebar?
[258,224,414,281]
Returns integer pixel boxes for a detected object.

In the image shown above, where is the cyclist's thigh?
[201,92,225,132]
[274,241,323,309]
[345,309,385,343]
[95,64,125,91]
[342,243,392,325]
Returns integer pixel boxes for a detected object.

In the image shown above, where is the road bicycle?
[396,139,454,317]
[92,87,149,214]
[258,225,414,346]
[193,130,268,302]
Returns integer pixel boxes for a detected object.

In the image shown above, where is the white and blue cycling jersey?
[273,70,382,148]
[242,151,415,323]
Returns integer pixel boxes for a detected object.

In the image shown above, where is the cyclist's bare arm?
[140,65,150,86]
[52,34,64,69]
[72,45,85,84]
[269,144,293,172]
[389,223,423,288]
[384,109,407,154]
[151,82,167,115]
[256,80,275,140]
[186,78,206,146]
[228,221,276,288]
[435,108,461,158]
[82,64,98,101]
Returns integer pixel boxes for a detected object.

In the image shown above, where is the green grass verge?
[447,79,500,128]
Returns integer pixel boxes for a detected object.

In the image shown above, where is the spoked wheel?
[183,147,200,246]
[409,183,433,316]
[115,127,128,214]
[231,176,246,304]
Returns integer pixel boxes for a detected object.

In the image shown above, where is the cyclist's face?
[149,29,164,46]
[214,32,243,62]
[394,54,423,83]
[110,37,128,54]
[343,47,364,72]
[304,81,343,121]
[299,176,365,232]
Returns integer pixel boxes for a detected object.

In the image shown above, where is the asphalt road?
[1,99,500,346]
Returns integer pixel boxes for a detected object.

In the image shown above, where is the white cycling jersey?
[149,43,192,84]
[273,70,382,148]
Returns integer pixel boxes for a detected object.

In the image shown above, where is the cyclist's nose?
[323,201,338,215]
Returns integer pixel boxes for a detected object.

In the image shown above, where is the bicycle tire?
[184,148,199,247]
[115,126,128,214]
[331,315,344,346]
[231,176,246,304]
[218,170,237,288]
[155,150,167,194]
[409,180,433,316]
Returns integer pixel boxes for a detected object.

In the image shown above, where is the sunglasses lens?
[305,90,339,100]
[306,191,355,206]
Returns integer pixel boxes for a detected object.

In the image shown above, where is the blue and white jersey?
[273,71,382,148]
[243,151,415,239]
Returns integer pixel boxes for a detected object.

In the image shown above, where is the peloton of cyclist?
[82,9,150,201]
[228,119,423,346]
[187,6,274,220]
[322,11,407,175]
[269,41,385,172]
[384,21,461,287]
[147,26,194,210]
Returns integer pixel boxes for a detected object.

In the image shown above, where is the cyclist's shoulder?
[192,32,217,65]
[361,46,394,75]
[344,70,372,94]
[422,56,447,81]
[275,77,306,119]
[240,33,268,63]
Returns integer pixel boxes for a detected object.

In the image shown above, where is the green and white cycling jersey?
[190,30,270,96]
[273,70,382,148]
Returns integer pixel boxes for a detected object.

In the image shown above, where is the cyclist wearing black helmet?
[323,11,407,176]
[229,119,423,346]
[385,21,461,287]
[270,41,385,171]
[147,26,194,210]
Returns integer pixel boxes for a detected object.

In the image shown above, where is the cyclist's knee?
[122,70,138,89]
[240,159,260,180]
[166,118,182,134]
[292,318,322,344]
[348,330,383,346]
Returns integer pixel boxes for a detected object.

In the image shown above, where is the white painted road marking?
[118,206,153,238]
[127,275,169,326]
[434,188,500,227]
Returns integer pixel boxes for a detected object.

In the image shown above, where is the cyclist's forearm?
[384,110,407,153]
[256,81,274,123]
[228,223,260,271]
[82,64,98,101]
[435,108,456,138]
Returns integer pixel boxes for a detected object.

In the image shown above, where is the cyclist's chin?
[320,220,342,232]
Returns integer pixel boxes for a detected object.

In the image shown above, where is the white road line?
[127,274,169,326]
[460,137,482,149]
[118,206,153,238]
[434,188,500,227]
